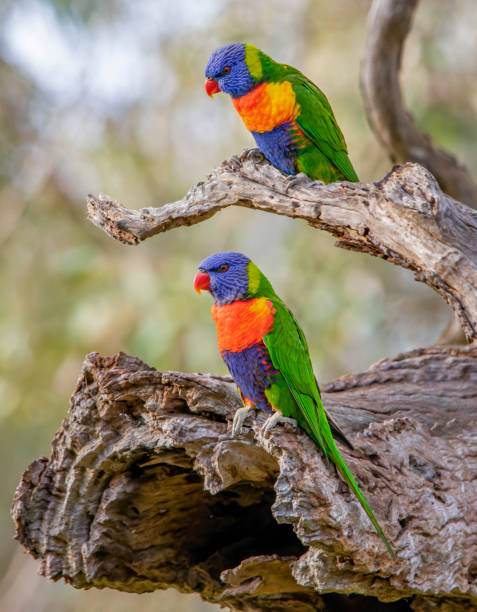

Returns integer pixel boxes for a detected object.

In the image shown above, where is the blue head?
[194,251,251,305]
[205,43,255,98]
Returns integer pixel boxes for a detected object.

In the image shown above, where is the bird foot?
[231,405,255,436]
[261,412,298,436]
[285,172,312,194]
[239,148,264,164]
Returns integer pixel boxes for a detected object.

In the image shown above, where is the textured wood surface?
[12,348,477,611]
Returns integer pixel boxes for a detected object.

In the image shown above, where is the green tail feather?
[282,378,395,557]
[322,431,396,559]
[311,402,395,558]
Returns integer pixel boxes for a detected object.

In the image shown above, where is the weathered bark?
[360,0,477,208]
[87,150,477,343]
[12,348,477,611]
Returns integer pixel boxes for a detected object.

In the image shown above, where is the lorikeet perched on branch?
[205,43,358,184]
[194,252,395,557]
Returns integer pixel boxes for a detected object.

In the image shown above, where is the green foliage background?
[0,0,475,609]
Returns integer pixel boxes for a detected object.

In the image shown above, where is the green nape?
[246,261,276,299]
[244,43,285,83]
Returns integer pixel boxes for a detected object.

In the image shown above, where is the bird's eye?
[218,264,229,272]
[222,66,231,75]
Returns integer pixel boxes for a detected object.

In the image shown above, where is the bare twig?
[360,0,477,208]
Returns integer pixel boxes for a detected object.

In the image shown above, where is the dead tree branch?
[87,150,477,342]
[12,349,477,610]
[360,0,477,208]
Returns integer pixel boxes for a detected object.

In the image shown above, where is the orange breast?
[211,298,275,353]
[232,81,300,133]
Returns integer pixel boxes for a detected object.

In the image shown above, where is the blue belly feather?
[221,342,279,413]
[251,122,299,175]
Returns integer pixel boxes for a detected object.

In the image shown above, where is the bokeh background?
[1,1,476,609]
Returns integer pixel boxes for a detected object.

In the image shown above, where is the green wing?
[286,70,359,182]
[263,299,395,557]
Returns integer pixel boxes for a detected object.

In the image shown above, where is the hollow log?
[12,347,477,611]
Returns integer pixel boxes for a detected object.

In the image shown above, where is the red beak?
[205,78,220,98]
[194,271,210,294]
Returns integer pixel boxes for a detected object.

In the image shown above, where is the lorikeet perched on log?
[194,252,395,557]
[205,43,358,184]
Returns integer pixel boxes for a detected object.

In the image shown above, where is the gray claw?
[261,412,298,436]
[285,172,313,194]
[231,406,255,436]
[239,148,264,164]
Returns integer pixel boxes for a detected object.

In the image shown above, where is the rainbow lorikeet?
[194,252,395,558]
[204,43,358,184]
